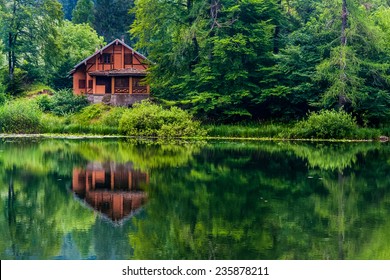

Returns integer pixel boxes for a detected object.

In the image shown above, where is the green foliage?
[24,83,54,96]
[35,94,53,112]
[131,0,280,121]
[0,80,6,105]
[58,0,78,20]
[0,99,42,133]
[95,0,135,43]
[0,93,6,106]
[72,0,95,25]
[50,89,89,116]
[72,103,109,124]
[51,21,104,88]
[99,106,126,127]
[119,101,205,137]
[0,0,63,85]
[1,68,28,96]
[40,113,66,133]
[290,109,359,139]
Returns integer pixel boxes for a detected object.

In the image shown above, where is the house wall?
[73,70,86,94]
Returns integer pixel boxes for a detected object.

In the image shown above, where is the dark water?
[1,138,390,260]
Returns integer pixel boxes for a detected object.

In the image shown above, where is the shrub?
[0,99,42,133]
[99,106,126,127]
[290,109,358,139]
[35,94,53,112]
[50,89,89,116]
[72,103,109,124]
[119,101,206,137]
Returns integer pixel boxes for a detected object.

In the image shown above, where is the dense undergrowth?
[0,93,389,140]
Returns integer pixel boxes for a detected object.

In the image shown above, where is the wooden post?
[129,77,133,94]
[128,172,132,190]
[93,77,96,94]
[111,77,115,94]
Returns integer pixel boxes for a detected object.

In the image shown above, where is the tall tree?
[94,0,134,43]
[72,0,95,25]
[131,0,282,121]
[314,0,390,124]
[0,0,63,89]
[58,0,78,20]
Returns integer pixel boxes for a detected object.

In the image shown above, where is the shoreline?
[0,133,386,143]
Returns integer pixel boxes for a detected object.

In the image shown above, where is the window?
[115,77,129,93]
[124,54,133,65]
[132,77,148,93]
[101,53,111,64]
[115,77,129,88]
[78,79,86,89]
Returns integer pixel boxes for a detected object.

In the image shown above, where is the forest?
[1,0,390,136]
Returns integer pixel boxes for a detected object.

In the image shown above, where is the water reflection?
[0,138,390,260]
[72,162,148,223]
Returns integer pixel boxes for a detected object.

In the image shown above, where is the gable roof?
[69,39,148,75]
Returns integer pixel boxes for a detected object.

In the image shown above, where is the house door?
[96,77,112,94]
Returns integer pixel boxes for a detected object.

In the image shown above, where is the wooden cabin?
[72,162,148,223]
[69,39,150,106]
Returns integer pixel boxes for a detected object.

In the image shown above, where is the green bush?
[119,101,206,137]
[35,94,53,112]
[0,99,42,133]
[99,106,126,127]
[50,89,89,116]
[72,103,109,124]
[290,109,358,139]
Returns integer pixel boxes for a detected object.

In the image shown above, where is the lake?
[0,137,389,260]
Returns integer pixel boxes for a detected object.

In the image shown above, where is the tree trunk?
[8,33,15,81]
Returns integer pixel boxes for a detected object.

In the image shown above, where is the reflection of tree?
[130,142,390,259]
[1,138,390,260]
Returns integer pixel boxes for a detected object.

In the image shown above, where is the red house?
[70,39,150,106]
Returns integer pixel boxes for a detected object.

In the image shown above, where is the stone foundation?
[87,94,149,107]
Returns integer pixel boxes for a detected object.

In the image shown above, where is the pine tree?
[72,0,95,26]
[58,0,78,20]
[94,0,134,43]
[131,0,282,121]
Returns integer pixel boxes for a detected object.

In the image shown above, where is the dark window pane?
[115,77,129,88]
[124,54,132,65]
[79,79,86,89]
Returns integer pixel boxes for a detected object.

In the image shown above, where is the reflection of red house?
[72,162,148,223]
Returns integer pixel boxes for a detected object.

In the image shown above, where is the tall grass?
[206,123,290,138]
[0,99,42,133]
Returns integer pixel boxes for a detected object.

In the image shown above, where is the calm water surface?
[0,138,389,260]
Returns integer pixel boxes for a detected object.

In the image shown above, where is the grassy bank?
[0,94,389,141]
[206,123,387,141]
